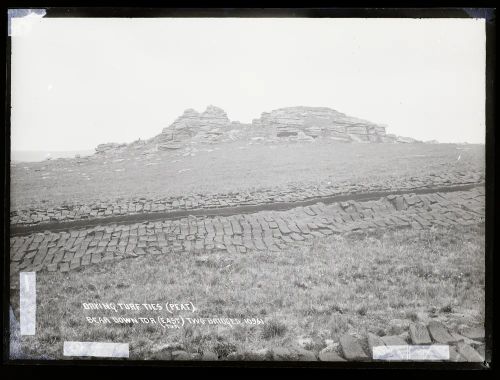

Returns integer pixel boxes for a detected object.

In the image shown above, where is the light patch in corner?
[8,9,46,37]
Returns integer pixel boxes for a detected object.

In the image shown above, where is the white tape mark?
[63,342,129,358]
[409,345,450,360]
[19,272,36,335]
[373,345,409,360]
[373,345,450,361]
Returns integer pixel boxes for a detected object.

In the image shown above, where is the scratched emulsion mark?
[19,272,36,335]
[63,342,130,358]
[373,345,450,361]
[8,8,46,36]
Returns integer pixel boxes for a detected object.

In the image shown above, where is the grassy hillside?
[10,142,484,209]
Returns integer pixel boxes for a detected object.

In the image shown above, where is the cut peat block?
[428,321,457,344]
[409,322,432,345]
[340,335,369,361]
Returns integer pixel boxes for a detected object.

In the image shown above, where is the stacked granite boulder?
[95,143,126,154]
[253,107,395,142]
[94,105,423,154]
[157,105,232,149]
[252,106,417,143]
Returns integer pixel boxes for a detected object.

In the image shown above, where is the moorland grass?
[10,142,484,209]
[10,223,484,359]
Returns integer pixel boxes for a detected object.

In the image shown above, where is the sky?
[10,17,486,151]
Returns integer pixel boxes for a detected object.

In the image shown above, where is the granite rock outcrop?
[95,105,423,154]
[157,105,232,149]
[252,106,398,143]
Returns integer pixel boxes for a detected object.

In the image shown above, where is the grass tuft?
[261,319,288,340]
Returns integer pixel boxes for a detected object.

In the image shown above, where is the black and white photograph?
[4,8,492,366]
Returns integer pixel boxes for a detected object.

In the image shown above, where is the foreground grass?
[10,224,485,360]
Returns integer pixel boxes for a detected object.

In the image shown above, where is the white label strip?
[373,345,450,361]
[63,342,129,358]
[409,345,450,360]
[19,272,36,335]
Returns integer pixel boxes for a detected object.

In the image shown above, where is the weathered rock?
[171,350,192,360]
[252,106,420,143]
[158,143,182,150]
[476,345,486,360]
[427,321,457,344]
[190,352,202,360]
[459,326,485,342]
[271,347,295,361]
[366,333,385,356]
[339,335,369,361]
[95,143,125,153]
[201,351,218,361]
[160,105,231,145]
[148,351,172,360]
[243,348,272,361]
[295,348,317,361]
[399,331,410,343]
[394,196,405,211]
[225,352,243,361]
[456,342,484,362]
[450,332,483,347]
[200,105,231,128]
[381,335,408,346]
[149,347,173,360]
[318,351,346,361]
[296,131,315,142]
[409,322,432,345]
[271,347,316,361]
[448,346,463,362]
